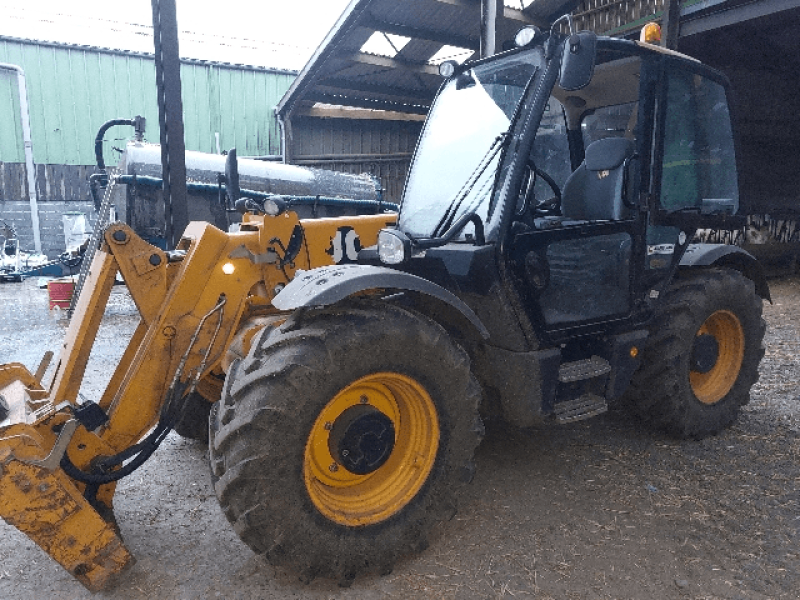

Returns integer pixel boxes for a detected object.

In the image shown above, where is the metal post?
[151,0,189,249]
[280,114,294,165]
[0,63,41,254]
[480,0,503,58]
[661,0,681,50]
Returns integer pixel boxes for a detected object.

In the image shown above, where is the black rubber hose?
[95,118,136,172]
[88,173,105,210]
[59,382,187,486]
[59,420,172,485]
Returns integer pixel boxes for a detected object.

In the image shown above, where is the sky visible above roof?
[0,1,545,70]
[0,0,352,71]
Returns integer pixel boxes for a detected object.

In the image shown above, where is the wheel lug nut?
[324,422,333,430]
[360,395,368,404]
[329,462,339,472]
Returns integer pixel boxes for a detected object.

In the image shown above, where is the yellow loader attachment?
[0,209,395,591]
[0,367,132,590]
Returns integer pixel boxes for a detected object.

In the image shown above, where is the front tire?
[624,268,765,438]
[209,302,483,582]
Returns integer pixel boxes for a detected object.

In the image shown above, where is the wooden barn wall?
[572,0,665,34]
[288,116,423,204]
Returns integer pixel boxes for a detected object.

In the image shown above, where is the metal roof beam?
[430,0,535,23]
[345,52,441,76]
[681,0,800,37]
[304,92,430,114]
[317,78,435,103]
[295,105,426,122]
[359,15,479,50]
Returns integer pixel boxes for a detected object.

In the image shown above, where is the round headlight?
[438,60,457,78]
[514,26,540,48]
[377,229,411,265]
[263,196,286,216]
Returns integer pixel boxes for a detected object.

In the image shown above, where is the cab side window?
[660,69,739,213]
[531,98,571,198]
[582,101,638,146]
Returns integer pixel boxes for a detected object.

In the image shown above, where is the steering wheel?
[516,163,562,219]
[530,166,561,217]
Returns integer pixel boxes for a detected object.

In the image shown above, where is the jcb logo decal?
[327,226,362,264]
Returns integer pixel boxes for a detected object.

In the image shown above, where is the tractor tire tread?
[623,268,765,438]
[209,300,483,582]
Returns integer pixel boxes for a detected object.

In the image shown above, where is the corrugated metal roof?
[0,34,297,75]
[0,36,295,165]
[276,0,580,118]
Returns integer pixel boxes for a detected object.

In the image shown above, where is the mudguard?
[272,264,490,338]
[680,243,771,301]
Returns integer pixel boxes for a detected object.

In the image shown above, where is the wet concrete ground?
[0,276,798,600]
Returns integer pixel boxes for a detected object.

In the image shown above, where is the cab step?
[553,393,608,424]
[558,355,611,383]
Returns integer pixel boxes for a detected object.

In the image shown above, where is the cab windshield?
[399,51,541,241]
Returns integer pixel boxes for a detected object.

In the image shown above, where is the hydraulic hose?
[95,118,137,171]
[59,420,173,485]
[90,117,145,209]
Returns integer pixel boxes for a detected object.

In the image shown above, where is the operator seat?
[560,137,635,221]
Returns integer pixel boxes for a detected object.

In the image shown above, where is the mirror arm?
[415,211,486,249]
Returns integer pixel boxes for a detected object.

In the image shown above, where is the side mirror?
[559,31,597,91]
[224,147,241,208]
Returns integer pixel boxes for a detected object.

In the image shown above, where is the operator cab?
[510,39,740,339]
[382,28,741,344]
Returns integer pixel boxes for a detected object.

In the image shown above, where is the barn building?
[0,36,294,257]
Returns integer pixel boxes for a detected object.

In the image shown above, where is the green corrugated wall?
[0,67,24,162]
[0,37,295,165]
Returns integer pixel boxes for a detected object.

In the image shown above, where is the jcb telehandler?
[0,19,768,591]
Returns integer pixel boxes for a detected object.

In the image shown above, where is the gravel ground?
[0,275,798,600]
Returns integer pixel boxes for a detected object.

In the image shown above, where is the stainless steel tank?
[113,142,386,245]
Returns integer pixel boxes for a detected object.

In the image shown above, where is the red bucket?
[48,279,74,310]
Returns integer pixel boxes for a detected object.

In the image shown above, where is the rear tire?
[624,268,765,438]
[209,302,483,582]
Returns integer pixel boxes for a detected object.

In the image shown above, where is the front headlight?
[514,26,540,48]
[438,60,457,78]
[263,196,286,216]
[377,229,411,265]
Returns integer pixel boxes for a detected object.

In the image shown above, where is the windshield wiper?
[432,132,507,238]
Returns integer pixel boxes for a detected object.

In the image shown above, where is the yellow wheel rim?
[304,372,440,526]
[689,310,745,405]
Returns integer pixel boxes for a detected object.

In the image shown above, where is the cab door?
[507,47,651,342]
[650,59,743,229]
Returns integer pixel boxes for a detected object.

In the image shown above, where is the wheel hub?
[691,333,719,374]
[304,372,439,526]
[328,405,396,475]
[689,309,745,405]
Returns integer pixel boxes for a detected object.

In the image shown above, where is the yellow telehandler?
[1,18,772,593]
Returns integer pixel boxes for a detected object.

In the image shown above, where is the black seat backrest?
[560,137,634,221]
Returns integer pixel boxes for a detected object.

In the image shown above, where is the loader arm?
[0,210,396,591]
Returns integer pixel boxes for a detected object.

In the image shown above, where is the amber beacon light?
[640,22,662,44]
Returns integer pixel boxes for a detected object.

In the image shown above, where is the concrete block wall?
[1,162,98,258]
[0,200,96,258]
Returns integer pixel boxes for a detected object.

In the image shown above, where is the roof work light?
[640,22,662,44]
